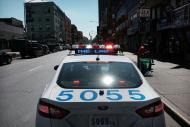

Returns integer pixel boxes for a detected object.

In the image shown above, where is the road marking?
[29,65,42,72]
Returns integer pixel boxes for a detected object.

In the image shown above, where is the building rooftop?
[0,17,23,28]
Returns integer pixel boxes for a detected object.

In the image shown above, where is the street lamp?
[89,21,98,23]
[89,31,95,42]
[89,21,98,42]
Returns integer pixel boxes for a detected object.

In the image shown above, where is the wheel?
[53,49,57,52]
[21,54,25,58]
[7,57,12,64]
[20,52,26,59]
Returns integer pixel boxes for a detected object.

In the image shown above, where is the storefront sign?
[139,9,150,17]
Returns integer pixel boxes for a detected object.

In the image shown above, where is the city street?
[0,51,68,127]
[0,51,181,127]
[125,52,190,127]
[1,0,190,126]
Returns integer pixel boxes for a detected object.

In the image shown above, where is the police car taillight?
[106,45,113,49]
[86,44,92,49]
[136,100,164,118]
[92,44,99,49]
[38,99,70,119]
[79,44,85,48]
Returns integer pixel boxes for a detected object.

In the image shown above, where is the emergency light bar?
[75,49,117,55]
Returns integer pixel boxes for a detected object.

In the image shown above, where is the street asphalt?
[0,50,181,127]
[0,51,68,127]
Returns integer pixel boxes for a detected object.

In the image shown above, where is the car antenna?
[96,55,100,62]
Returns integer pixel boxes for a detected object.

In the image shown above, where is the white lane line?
[29,65,42,72]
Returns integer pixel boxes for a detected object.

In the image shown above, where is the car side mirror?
[54,65,59,70]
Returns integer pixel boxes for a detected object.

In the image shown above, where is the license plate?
[89,115,117,127]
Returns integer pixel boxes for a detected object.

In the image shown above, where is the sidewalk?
[124,52,190,125]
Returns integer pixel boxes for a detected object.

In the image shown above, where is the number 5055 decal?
[56,89,145,102]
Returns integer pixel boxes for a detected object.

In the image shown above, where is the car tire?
[20,52,26,59]
[21,55,25,59]
[53,49,57,52]
[7,57,12,64]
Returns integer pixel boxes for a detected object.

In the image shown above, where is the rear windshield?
[57,62,142,89]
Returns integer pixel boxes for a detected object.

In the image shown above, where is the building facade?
[98,0,115,42]
[98,0,190,61]
[25,2,71,44]
[64,15,71,44]
[71,24,78,43]
[77,31,83,43]
[0,17,24,50]
[143,0,190,61]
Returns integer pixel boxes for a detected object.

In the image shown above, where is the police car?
[36,46,166,127]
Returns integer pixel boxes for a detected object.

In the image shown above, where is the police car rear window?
[57,62,142,89]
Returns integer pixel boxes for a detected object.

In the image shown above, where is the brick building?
[0,17,24,50]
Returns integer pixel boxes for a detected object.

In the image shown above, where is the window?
[152,8,155,19]
[32,33,35,39]
[0,50,4,55]
[27,18,34,22]
[46,25,50,31]
[46,18,50,22]
[48,7,51,13]
[39,27,42,30]
[57,62,142,89]
[31,27,34,31]
[157,7,160,19]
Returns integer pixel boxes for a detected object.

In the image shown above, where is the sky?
[0,0,98,39]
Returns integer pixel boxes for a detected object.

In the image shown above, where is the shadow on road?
[156,56,190,70]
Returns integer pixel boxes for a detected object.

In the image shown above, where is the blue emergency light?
[75,49,116,55]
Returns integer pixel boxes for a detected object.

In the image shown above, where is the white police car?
[36,48,166,127]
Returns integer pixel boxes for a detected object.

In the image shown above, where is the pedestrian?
[138,42,145,56]
[148,39,154,64]
[137,42,145,67]
[119,44,124,55]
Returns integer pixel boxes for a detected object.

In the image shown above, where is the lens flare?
[102,76,114,86]
[106,45,113,49]
[86,44,92,49]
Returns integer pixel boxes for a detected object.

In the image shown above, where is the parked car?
[47,44,63,52]
[41,45,50,55]
[12,39,44,58]
[66,44,71,50]
[62,44,68,50]
[20,42,44,58]
[0,50,12,65]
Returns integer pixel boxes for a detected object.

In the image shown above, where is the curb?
[119,52,190,126]
[162,97,190,127]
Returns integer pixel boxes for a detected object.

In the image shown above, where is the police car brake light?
[79,44,85,48]
[105,45,113,49]
[92,44,99,49]
[136,100,164,118]
[38,99,70,119]
[86,44,92,49]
